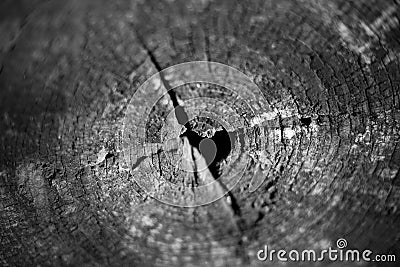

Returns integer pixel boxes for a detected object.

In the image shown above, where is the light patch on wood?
[141,214,155,227]
[337,5,399,64]
[95,147,109,165]
[250,108,298,127]
[283,128,296,139]
[16,162,49,216]
[337,22,372,64]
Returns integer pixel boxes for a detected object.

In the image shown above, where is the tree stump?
[1,0,399,266]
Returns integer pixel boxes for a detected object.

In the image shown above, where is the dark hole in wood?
[180,127,231,178]
[300,117,312,127]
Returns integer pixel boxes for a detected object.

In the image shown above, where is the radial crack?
[132,29,247,259]
[133,29,191,129]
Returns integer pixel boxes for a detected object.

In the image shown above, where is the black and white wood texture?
[0,0,399,266]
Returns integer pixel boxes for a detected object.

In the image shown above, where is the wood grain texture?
[0,0,399,266]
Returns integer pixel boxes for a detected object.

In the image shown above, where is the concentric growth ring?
[122,61,272,207]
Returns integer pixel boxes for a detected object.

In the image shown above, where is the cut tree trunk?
[0,0,399,266]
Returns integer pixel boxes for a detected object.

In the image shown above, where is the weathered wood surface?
[1,0,400,266]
